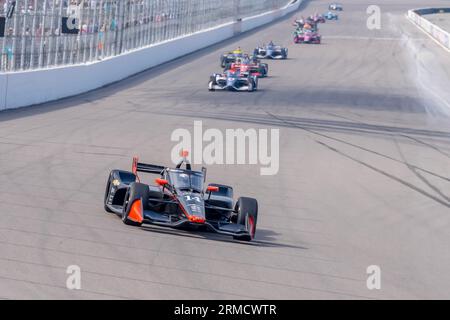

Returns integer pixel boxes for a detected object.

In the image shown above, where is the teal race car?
[324,11,339,20]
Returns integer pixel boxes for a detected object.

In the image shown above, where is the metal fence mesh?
[0,0,290,72]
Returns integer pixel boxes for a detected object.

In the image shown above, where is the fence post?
[38,0,48,68]
[11,0,19,71]
[54,0,64,66]
[20,0,29,70]
[29,0,38,69]
[116,0,125,55]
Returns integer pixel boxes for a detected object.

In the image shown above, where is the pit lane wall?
[0,0,301,111]
[407,8,450,51]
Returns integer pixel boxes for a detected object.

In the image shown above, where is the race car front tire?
[104,172,114,213]
[233,197,258,241]
[122,182,149,226]
[208,76,217,91]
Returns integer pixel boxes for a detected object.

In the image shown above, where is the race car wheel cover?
[233,197,258,241]
[248,215,256,239]
[122,183,148,226]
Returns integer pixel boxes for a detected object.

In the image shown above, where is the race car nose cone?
[189,216,206,224]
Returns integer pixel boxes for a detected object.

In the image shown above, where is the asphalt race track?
[1,0,450,299]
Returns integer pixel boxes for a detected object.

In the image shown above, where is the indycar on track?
[208,70,258,92]
[329,3,343,11]
[293,20,318,32]
[293,19,305,29]
[253,43,288,60]
[220,49,244,68]
[324,11,339,20]
[104,154,258,241]
[305,16,319,26]
[294,29,321,44]
[310,14,326,24]
[223,59,268,78]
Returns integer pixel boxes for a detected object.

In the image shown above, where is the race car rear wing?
[132,157,165,175]
[132,152,206,180]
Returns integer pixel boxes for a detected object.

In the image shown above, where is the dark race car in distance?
[220,50,244,68]
[104,154,258,241]
[310,14,326,24]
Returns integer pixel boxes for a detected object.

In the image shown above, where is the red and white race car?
[224,59,268,78]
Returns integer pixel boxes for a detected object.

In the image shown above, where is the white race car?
[329,3,343,11]
[208,70,258,92]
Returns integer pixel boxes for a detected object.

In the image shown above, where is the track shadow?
[251,228,309,249]
[140,224,308,250]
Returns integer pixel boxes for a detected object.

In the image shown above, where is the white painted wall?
[0,73,6,110]
[0,1,301,111]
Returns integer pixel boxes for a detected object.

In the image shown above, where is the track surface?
[1,0,450,299]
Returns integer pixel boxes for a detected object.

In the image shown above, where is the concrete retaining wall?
[408,8,450,51]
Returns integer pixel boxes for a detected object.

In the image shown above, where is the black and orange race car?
[104,153,258,241]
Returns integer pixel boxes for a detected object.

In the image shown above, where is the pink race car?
[294,30,321,44]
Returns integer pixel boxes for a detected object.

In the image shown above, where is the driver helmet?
[178,173,189,185]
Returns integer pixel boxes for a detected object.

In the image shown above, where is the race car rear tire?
[261,64,268,77]
[122,182,149,226]
[247,81,254,92]
[208,81,215,91]
[233,197,258,241]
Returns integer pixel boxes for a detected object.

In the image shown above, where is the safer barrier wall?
[408,8,450,50]
[0,1,301,110]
